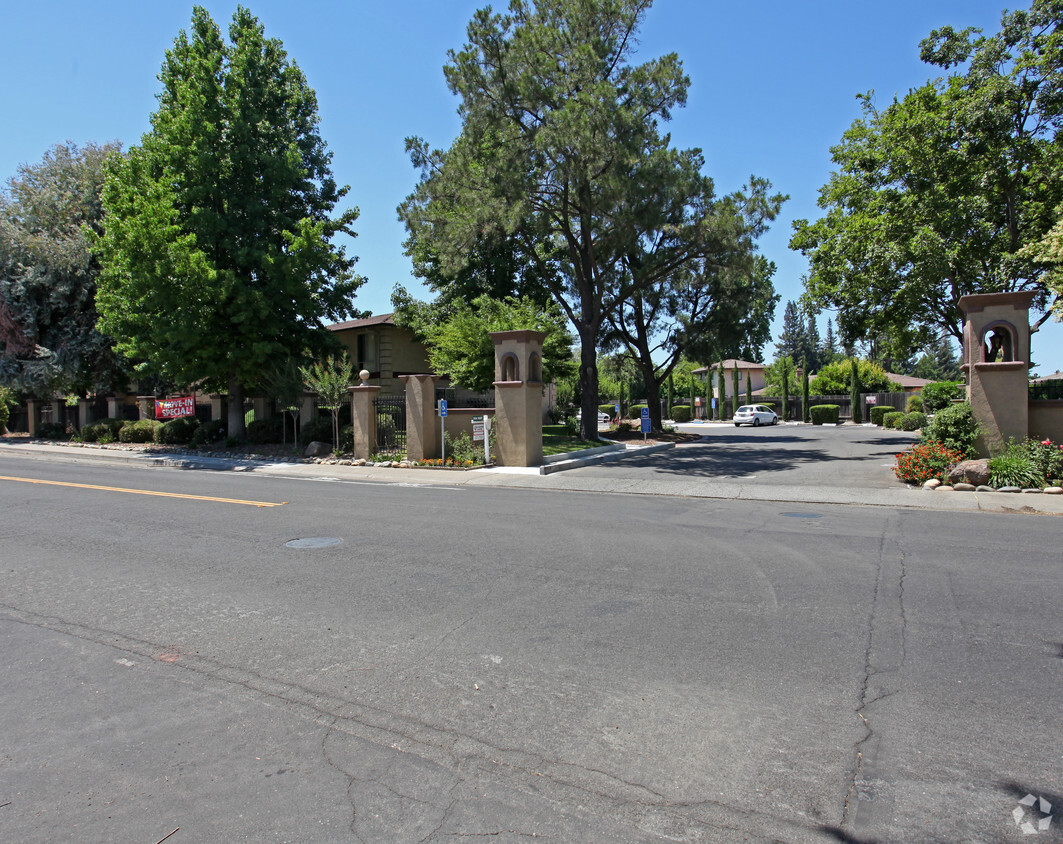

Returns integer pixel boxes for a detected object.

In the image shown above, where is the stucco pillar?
[400,374,439,461]
[252,397,270,421]
[299,394,316,428]
[25,400,42,436]
[78,398,95,428]
[106,396,122,420]
[958,291,1035,455]
[209,394,227,425]
[137,396,154,421]
[348,370,380,461]
[491,330,544,467]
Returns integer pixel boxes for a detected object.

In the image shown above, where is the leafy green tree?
[792,0,1063,352]
[300,354,352,452]
[0,141,128,397]
[393,290,574,393]
[810,358,901,394]
[95,7,363,439]
[762,354,799,397]
[399,0,696,439]
[850,357,863,423]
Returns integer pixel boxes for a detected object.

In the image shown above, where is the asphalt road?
[1,453,1061,843]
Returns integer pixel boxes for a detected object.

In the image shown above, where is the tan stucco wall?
[1028,401,1063,442]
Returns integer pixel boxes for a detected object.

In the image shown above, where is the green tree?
[0,141,128,397]
[300,354,352,452]
[810,358,901,394]
[792,0,1063,352]
[393,289,574,394]
[762,354,799,397]
[399,0,693,440]
[95,7,363,439]
[850,357,863,423]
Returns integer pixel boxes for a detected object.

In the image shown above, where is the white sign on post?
[472,415,485,442]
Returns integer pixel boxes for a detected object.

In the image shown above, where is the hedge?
[882,411,905,429]
[809,405,839,425]
[898,411,927,432]
[628,403,648,420]
[670,405,693,423]
[868,405,890,426]
[119,419,161,443]
[155,415,201,445]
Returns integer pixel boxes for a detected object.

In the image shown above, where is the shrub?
[921,401,978,456]
[246,416,284,444]
[882,411,905,429]
[444,431,482,465]
[906,394,924,413]
[920,381,963,413]
[80,417,125,443]
[988,441,1045,488]
[894,440,966,484]
[628,403,648,420]
[299,416,335,447]
[339,424,353,453]
[191,419,226,446]
[670,405,692,423]
[898,411,927,432]
[598,403,616,417]
[809,405,839,425]
[0,401,8,433]
[1023,438,1063,484]
[869,406,890,426]
[119,419,160,443]
[155,415,201,445]
[37,421,68,439]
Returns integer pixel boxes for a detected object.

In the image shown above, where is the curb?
[540,441,675,474]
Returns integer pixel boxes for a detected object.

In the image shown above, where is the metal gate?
[374,395,407,458]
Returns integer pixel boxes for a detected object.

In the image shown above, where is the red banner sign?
[155,396,195,419]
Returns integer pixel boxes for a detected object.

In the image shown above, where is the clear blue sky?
[4,0,1062,374]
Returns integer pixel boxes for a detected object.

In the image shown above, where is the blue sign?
[640,407,651,433]
[640,407,649,419]
[438,399,448,417]
[614,403,620,415]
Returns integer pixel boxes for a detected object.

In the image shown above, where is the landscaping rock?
[935,485,955,492]
[947,459,990,486]
[997,486,1021,493]
[976,485,995,492]
[304,441,332,458]
[953,483,976,492]
[923,479,941,489]
[1022,488,1043,494]
[1045,487,1063,495]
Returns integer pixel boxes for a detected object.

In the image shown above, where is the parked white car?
[733,404,779,427]
[576,410,611,424]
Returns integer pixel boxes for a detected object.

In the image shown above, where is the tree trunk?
[227,375,245,440]
[578,331,599,441]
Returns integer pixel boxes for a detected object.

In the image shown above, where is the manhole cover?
[285,537,342,549]
[780,512,823,519]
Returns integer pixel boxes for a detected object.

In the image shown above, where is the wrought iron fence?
[1031,381,1063,401]
[374,395,407,458]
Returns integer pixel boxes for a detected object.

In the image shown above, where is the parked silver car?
[733,404,779,427]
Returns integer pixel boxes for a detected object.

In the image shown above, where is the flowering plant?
[894,440,965,484]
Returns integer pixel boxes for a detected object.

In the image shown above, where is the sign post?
[438,399,448,462]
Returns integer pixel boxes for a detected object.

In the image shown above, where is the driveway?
[574,423,920,489]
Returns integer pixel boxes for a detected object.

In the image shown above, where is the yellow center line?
[0,475,287,508]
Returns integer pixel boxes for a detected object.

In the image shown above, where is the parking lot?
[577,422,921,490]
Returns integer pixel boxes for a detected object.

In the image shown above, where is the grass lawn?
[541,424,601,457]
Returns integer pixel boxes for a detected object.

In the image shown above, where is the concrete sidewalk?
[2,437,1062,516]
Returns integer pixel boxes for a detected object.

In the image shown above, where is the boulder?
[947,459,990,486]
[304,440,332,458]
